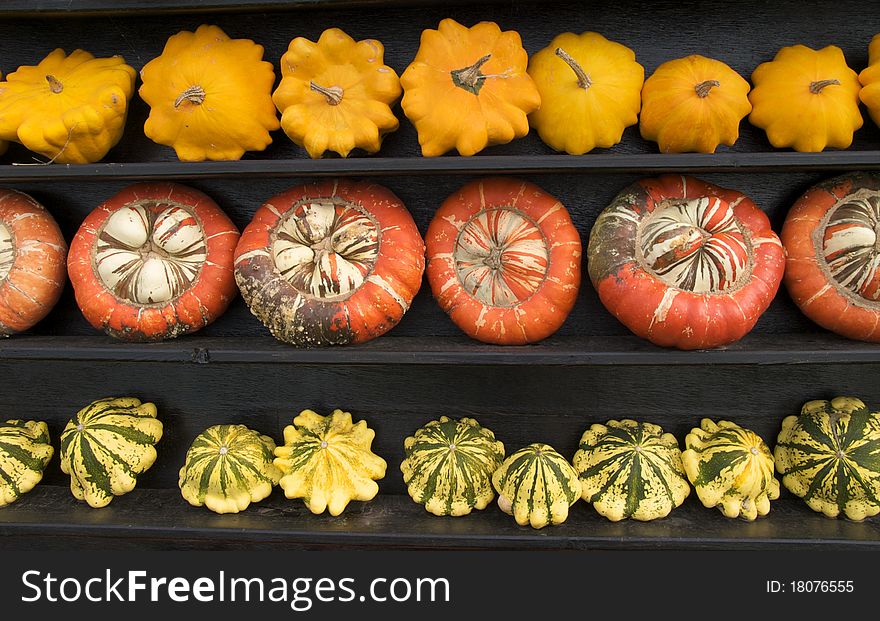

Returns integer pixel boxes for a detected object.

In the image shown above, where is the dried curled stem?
[695,80,720,98]
[310,82,344,106]
[174,85,207,108]
[555,48,592,89]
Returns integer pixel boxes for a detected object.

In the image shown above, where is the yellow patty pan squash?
[273,28,402,159]
[0,49,135,163]
[59,397,163,508]
[492,443,581,529]
[640,55,751,153]
[274,409,386,516]
[401,18,540,157]
[528,32,643,154]
[0,420,53,507]
[682,419,779,521]
[139,24,280,161]
[179,424,282,515]
[749,45,862,152]
[858,34,880,128]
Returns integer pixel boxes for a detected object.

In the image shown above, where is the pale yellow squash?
[274,409,386,516]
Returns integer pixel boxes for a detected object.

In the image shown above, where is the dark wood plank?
[1,486,876,550]
[1,152,880,182]
[0,0,520,18]
[2,332,880,365]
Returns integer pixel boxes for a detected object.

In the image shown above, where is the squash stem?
[451,54,492,95]
[310,82,344,106]
[174,85,207,108]
[45,75,63,94]
[810,79,840,94]
[694,80,720,98]
[555,48,592,90]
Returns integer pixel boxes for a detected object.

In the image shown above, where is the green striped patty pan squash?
[179,424,282,514]
[274,408,387,516]
[0,420,53,507]
[401,416,505,516]
[60,397,163,508]
[682,419,779,521]
[492,443,581,529]
[775,397,880,521]
[574,419,690,522]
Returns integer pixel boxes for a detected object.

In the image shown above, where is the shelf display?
[639,55,751,153]
[859,34,880,127]
[67,182,239,342]
[749,45,862,152]
[0,190,67,336]
[0,420,53,507]
[0,0,879,553]
[179,424,281,515]
[273,28,401,159]
[59,396,163,508]
[775,396,880,521]
[587,175,784,349]
[0,48,136,164]
[425,177,581,344]
[682,419,779,521]
[527,31,643,155]
[274,409,387,516]
[400,18,540,156]
[400,417,505,517]
[492,443,581,529]
[782,172,880,342]
[573,419,690,522]
[234,179,424,347]
[139,24,280,161]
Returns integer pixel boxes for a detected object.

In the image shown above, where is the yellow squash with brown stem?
[273,28,402,158]
[0,49,135,163]
[139,24,280,161]
[640,55,751,153]
[528,31,643,154]
[401,18,540,157]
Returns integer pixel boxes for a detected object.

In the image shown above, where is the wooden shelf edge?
[0,0,517,17]
[1,487,877,550]
[1,152,880,182]
[1,333,879,366]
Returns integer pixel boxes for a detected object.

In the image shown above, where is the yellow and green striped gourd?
[59,397,163,508]
[682,419,779,521]
[775,397,880,521]
[0,420,53,507]
[401,416,504,516]
[492,443,581,529]
[574,419,690,522]
[179,424,282,514]
[274,409,386,516]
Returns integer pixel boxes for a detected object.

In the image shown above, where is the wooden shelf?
[1,486,877,550]
[2,333,879,366]
[0,0,500,17]
[2,152,880,182]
